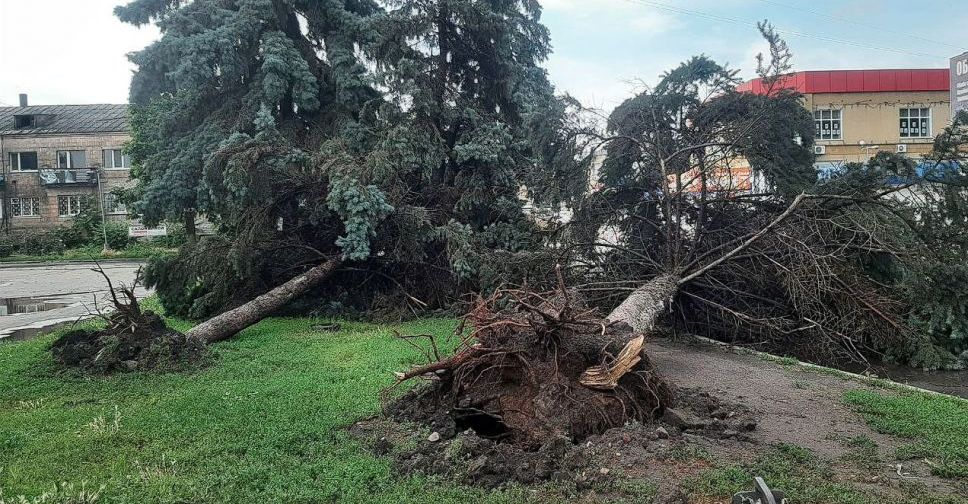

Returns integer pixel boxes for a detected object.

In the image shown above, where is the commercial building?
[0,94,133,231]
[738,69,952,168]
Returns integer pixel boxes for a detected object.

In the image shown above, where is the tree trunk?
[186,259,341,344]
[606,273,680,332]
[183,210,197,244]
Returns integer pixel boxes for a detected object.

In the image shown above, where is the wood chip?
[579,335,645,390]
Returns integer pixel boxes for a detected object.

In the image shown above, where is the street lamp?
[96,167,109,252]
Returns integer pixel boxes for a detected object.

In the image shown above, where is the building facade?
[0,95,132,231]
[738,69,951,168]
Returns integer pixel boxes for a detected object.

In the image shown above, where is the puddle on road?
[0,297,70,316]
[0,321,75,342]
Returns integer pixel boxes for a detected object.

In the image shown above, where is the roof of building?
[0,104,129,135]
[737,69,950,95]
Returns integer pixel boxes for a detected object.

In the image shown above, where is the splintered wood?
[579,335,645,390]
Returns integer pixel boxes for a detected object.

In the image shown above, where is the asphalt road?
[0,261,149,339]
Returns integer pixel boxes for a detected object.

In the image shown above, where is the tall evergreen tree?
[119,0,581,320]
[362,0,582,297]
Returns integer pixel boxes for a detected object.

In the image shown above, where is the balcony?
[37,169,98,186]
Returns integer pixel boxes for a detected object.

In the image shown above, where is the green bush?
[16,230,66,256]
[101,221,131,250]
[54,225,89,249]
[0,235,14,257]
[147,222,186,248]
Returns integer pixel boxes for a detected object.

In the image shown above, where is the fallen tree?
[184,258,342,344]
[391,269,674,447]
[51,266,205,373]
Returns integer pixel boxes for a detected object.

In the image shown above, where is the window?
[814,109,842,140]
[10,197,41,217]
[103,193,127,215]
[57,195,83,217]
[102,149,131,169]
[13,115,35,129]
[900,107,931,138]
[8,152,38,171]
[56,150,87,169]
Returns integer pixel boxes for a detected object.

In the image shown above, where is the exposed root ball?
[393,288,673,448]
[51,311,205,373]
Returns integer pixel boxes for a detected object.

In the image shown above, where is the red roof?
[737,69,950,95]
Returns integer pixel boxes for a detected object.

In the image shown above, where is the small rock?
[655,426,670,439]
[599,467,610,475]
[722,429,739,439]
[662,408,688,428]
[122,360,138,371]
[428,432,441,442]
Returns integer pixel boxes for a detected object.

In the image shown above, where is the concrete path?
[0,260,149,339]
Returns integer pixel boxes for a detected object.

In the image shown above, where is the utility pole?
[96,168,109,252]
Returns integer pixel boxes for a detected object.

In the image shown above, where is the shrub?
[54,225,89,249]
[0,235,14,257]
[101,221,131,250]
[16,230,66,256]
[147,222,186,248]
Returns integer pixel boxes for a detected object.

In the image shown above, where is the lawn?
[1,306,965,503]
[845,390,968,479]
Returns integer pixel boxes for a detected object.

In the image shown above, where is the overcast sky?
[1,0,965,110]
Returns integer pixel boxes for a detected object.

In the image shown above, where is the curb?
[0,258,146,269]
[686,334,967,402]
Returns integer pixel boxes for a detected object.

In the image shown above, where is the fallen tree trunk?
[186,258,341,344]
[606,273,679,332]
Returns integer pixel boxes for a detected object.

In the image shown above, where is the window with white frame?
[8,152,39,171]
[56,150,87,169]
[102,149,131,169]
[814,109,842,140]
[57,195,83,217]
[900,107,931,138]
[103,193,127,215]
[10,197,41,217]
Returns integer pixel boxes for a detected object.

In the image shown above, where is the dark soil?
[393,288,673,448]
[353,335,965,502]
[352,385,759,500]
[50,311,206,373]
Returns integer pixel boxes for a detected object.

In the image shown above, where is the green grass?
[685,444,873,504]
[2,307,965,503]
[844,390,968,479]
[684,443,963,504]
[0,243,172,263]
[0,310,596,503]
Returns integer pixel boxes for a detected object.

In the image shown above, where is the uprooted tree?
[386,25,967,446]
[562,24,968,369]
[118,0,583,332]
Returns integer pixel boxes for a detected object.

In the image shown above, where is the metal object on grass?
[731,476,787,504]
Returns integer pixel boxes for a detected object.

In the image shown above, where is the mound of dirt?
[353,386,759,498]
[392,287,674,448]
[51,311,206,373]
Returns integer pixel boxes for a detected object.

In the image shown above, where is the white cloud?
[0,0,159,105]
[542,0,633,12]
[628,11,681,35]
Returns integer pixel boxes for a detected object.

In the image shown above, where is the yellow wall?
[804,91,950,164]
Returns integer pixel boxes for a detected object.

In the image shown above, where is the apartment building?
[738,69,951,169]
[0,94,132,231]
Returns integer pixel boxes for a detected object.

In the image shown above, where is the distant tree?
[566,23,939,367]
